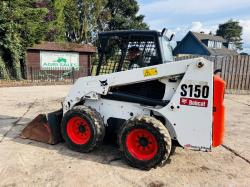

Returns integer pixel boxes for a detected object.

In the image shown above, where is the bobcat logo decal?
[99,79,108,86]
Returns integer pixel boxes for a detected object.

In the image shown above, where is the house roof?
[99,30,161,37]
[28,42,96,53]
[190,32,237,56]
[192,32,227,43]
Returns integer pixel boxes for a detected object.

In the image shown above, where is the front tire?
[118,115,171,170]
[61,106,105,153]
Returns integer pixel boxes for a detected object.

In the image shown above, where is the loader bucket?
[21,109,64,145]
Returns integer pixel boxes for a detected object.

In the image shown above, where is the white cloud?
[239,19,250,51]
[189,22,217,34]
[147,19,170,30]
[169,22,217,41]
[138,0,250,52]
[140,0,250,15]
[244,48,250,54]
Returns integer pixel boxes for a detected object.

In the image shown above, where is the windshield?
[160,36,173,62]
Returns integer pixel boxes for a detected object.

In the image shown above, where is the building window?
[215,41,222,48]
[228,43,236,50]
[208,40,222,48]
[208,41,214,48]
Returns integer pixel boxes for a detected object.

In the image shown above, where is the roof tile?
[28,42,96,53]
[192,32,227,42]
[191,32,237,56]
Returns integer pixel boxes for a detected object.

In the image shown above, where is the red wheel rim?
[67,116,91,145]
[126,128,158,161]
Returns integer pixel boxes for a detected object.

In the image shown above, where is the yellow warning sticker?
[143,68,158,77]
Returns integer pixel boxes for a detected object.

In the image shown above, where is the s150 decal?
[180,84,209,98]
[180,83,209,107]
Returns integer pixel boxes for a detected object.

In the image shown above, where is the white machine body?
[63,58,214,151]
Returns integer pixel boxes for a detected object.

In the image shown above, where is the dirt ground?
[0,85,250,187]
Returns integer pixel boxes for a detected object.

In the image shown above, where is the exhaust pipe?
[21,109,64,145]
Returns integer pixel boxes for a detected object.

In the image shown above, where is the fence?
[1,55,250,92]
[26,66,91,83]
[175,55,250,92]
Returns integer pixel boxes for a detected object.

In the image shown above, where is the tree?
[0,0,149,79]
[63,0,110,44]
[104,0,148,31]
[47,0,68,41]
[216,19,243,51]
[0,1,24,79]
[0,0,49,79]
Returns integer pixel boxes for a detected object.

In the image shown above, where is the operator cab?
[95,29,173,75]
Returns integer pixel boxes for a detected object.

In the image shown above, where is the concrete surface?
[0,85,249,186]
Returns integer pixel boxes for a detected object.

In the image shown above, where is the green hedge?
[0,57,9,80]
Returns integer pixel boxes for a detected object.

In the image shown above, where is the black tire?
[61,106,105,153]
[118,115,171,170]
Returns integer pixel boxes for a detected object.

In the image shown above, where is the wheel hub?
[139,137,149,147]
[66,116,91,145]
[126,128,158,161]
[78,125,86,133]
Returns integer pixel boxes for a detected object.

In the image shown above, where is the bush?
[0,57,9,80]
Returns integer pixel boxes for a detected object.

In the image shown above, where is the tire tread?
[118,115,171,170]
[62,106,105,152]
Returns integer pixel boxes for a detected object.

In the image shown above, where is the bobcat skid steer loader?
[21,29,225,170]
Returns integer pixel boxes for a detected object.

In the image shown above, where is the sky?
[137,0,250,53]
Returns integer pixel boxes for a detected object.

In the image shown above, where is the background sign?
[40,51,79,70]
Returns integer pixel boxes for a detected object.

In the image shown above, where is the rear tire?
[118,115,171,170]
[61,106,105,153]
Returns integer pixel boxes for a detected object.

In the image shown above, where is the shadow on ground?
[0,114,136,170]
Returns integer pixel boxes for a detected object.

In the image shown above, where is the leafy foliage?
[216,19,243,51]
[56,0,148,43]
[0,0,49,79]
[63,0,110,43]
[0,56,9,79]
[47,0,67,41]
[0,0,148,79]
[104,0,149,31]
